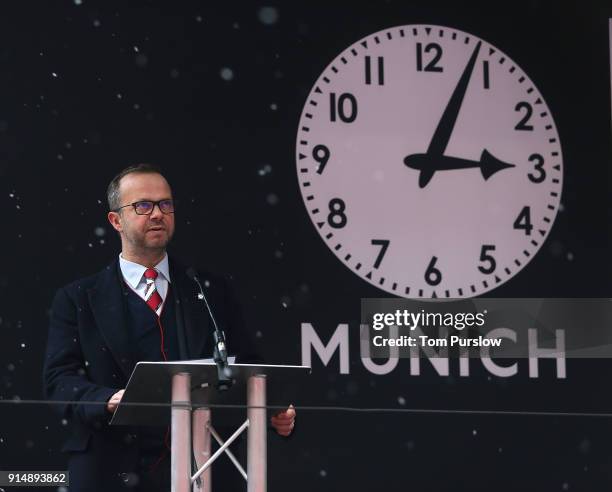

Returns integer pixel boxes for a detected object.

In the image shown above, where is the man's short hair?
[107,163,164,211]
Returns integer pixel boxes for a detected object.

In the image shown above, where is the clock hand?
[425,40,482,156]
[405,149,515,188]
[404,41,483,188]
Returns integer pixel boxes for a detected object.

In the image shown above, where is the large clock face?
[296,24,563,298]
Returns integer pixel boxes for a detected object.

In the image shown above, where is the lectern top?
[110,361,310,426]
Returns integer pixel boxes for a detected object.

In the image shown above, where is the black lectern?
[111,361,310,492]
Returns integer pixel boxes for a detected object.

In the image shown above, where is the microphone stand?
[187,268,233,391]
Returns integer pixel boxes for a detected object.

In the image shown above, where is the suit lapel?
[88,261,134,379]
[170,259,210,359]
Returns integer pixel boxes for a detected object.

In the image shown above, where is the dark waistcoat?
[122,282,180,363]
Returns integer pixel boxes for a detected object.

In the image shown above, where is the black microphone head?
[186,267,198,281]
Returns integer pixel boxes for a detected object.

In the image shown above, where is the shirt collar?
[118,252,171,289]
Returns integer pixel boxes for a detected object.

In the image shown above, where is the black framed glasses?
[113,199,175,215]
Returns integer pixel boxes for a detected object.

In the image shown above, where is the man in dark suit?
[43,164,295,491]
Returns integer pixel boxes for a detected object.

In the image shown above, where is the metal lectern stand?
[110,362,310,492]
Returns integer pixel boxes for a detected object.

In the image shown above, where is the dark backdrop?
[1,1,612,491]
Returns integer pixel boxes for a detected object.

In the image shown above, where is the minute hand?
[426,41,482,156]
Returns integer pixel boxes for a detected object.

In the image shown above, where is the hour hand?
[404,149,515,188]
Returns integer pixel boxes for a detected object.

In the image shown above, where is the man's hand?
[270,404,295,437]
[106,389,125,413]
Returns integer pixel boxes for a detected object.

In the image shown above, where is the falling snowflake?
[258,164,272,176]
[258,7,279,25]
[220,67,234,81]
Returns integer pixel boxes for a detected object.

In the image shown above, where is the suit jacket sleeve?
[43,287,118,427]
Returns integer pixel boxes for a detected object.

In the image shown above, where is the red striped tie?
[143,268,163,315]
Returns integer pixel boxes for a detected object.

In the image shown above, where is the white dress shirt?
[118,253,171,308]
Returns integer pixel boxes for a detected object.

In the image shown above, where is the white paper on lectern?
[175,356,236,364]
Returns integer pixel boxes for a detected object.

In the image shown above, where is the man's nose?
[150,203,164,219]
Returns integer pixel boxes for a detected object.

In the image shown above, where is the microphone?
[186,267,233,391]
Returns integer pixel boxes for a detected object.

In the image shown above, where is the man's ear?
[107,211,123,232]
